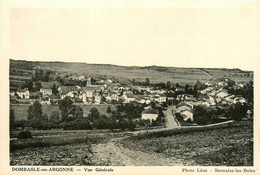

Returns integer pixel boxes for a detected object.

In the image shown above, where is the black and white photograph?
[1,0,260,174]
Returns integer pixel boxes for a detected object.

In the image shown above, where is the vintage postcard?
[0,0,260,174]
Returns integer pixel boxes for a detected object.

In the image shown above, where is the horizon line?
[9,58,253,72]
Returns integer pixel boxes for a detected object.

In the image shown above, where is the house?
[141,109,159,122]
[179,102,194,109]
[202,101,210,107]
[180,110,194,121]
[233,97,246,104]
[82,86,101,103]
[17,89,30,99]
[205,82,213,87]
[107,79,113,83]
[217,82,224,87]
[94,95,102,104]
[176,105,192,113]
[224,95,235,103]
[122,94,136,103]
[67,75,86,81]
[9,92,15,96]
[50,94,60,104]
[216,90,229,98]
[150,89,166,94]
[177,94,194,101]
[40,88,52,96]
[150,94,167,103]
[59,86,83,100]
[110,93,119,101]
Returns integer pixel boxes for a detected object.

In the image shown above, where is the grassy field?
[119,125,253,166]
[11,59,253,85]
[10,104,116,120]
[10,134,111,165]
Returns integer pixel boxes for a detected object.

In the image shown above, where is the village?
[10,71,253,127]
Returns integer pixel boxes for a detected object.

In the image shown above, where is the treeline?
[10,97,150,132]
[193,102,251,125]
[225,81,253,104]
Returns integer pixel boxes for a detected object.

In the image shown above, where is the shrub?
[17,131,32,140]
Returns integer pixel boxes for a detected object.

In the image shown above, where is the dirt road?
[85,138,183,166]
[164,106,180,128]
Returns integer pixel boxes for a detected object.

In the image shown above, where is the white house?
[234,97,246,104]
[141,109,159,122]
[176,105,192,113]
[40,88,52,96]
[122,94,136,103]
[180,110,193,121]
[17,89,30,99]
[216,91,229,98]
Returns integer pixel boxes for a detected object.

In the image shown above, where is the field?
[119,125,253,166]
[10,134,112,165]
[10,59,253,85]
[10,123,253,166]
[10,104,116,120]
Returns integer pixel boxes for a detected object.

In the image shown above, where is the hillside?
[10,59,253,85]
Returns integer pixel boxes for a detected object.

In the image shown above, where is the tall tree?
[88,107,100,122]
[185,84,189,93]
[49,111,60,127]
[52,83,59,95]
[27,101,43,121]
[145,78,150,85]
[23,79,33,91]
[59,96,73,122]
[10,108,15,132]
[35,69,44,81]
[35,82,42,92]
[194,85,198,99]
[166,81,172,89]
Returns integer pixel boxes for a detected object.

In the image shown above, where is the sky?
[2,0,260,70]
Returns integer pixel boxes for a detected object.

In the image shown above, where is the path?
[165,106,181,128]
[199,69,216,80]
[85,138,183,166]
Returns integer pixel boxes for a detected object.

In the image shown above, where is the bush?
[17,131,32,140]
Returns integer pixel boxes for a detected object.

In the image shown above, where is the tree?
[145,78,150,85]
[88,107,100,122]
[27,101,50,129]
[176,83,180,88]
[35,69,44,81]
[71,105,84,119]
[132,78,136,85]
[49,111,60,127]
[23,80,33,91]
[229,102,249,124]
[52,83,59,95]
[194,85,198,99]
[107,106,112,113]
[27,101,43,121]
[43,71,50,82]
[34,82,42,92]
[10,108,15,132]
[193,105,210,125]
[166,81,172,89]
[185,84,189,93]
[59,96,73,122]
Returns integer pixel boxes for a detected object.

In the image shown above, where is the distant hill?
[10,59,253,85]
